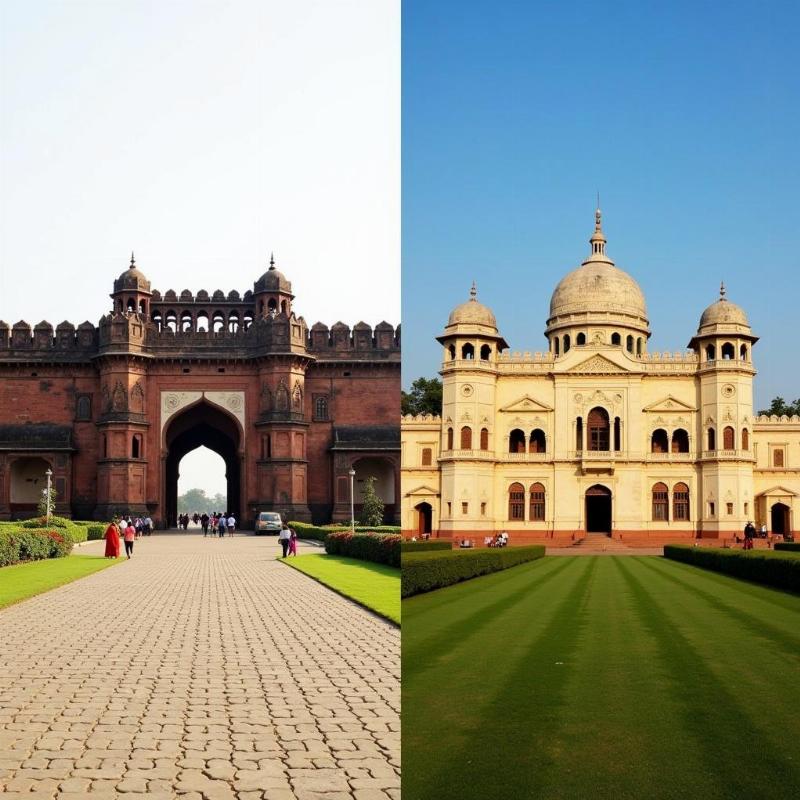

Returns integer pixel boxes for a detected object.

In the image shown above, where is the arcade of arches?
[0,258,400,526]
[401,210,800,544]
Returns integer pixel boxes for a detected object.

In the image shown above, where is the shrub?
[774,542,800,553]
[288,522,331,542]
[359,476,385,527]
[0,527,74,566]
[324,532,401,567]
[288,521,401,543]
[402,546,546,597]
[87,524,107,541]
[664,546,800,593]
[401,540,452,553]
[21,516,87,544]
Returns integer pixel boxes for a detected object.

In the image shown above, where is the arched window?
[228,312,240,333]
[613,417,621,451]
[421,447,432,466]
[127,298,136,312]
[554,337,560,356]
[576,332,586,345]
[152,311,163,331]
[723,426,735,450]
[462,343,474,359]
[267,298,278,314]
[480,428,489,450]
[480,344,491,360]
[652,482,669,521]
[243,312,254,330]
[576,416,583,451]
[529,429,546,453]
[707,427,716,450]
[529,483,545,521]
[314,396,329,420]
[651,429,669,453]
[196,312,209,332]
[139,300,147,315]
[181,311,193,332]
[705,343,716,361]
[721,342,735,360]
[131,435,140,459]
[509,429,526,453]
[587,407,610,451]
[446,427,454,450]
[611,332,621,346]
[626,335,634,353]
[212,311,225,333]
[672,429,689,453]
[637,338,643,356]
[563,334,571,353]
[740,344,748,361]
[281,300,288,314]
[165,310,177,332]
[448,344,456,360]
[508,482,525,520]
[460,426,472,449]
[673,482,690,521]
[741,428,749,450]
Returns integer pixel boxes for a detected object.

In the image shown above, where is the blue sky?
[402,0,800,409]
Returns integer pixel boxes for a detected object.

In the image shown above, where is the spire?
[130,251,135,267]
[583,202,613,265]
[719,281,727,300]
[269,252,275,270]
[470,281,477,301]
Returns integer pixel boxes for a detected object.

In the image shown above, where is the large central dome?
[546,210,649,338]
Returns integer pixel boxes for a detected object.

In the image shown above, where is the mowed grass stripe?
[403,555,577,676]
[403,558,599,800]
[615,558,800,798]
[403,556,800,800]
[636,556,800,655]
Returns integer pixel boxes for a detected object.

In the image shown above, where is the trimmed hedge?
[289,521,401,543]
[664,545,800,593]
[401,540,452,553]
[775,542,800,553]
[87,524,107,541]
[0,528,74,567]
[324,532,401,567]
[20,516,88,544]
[402,546,546,597]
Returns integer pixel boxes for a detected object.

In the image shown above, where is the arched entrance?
[352,456,396,523]
[9,456,52,515]
[163,401,242,528]
[414,501,433,536]
[771,503,790,536]
[585,484,612,534]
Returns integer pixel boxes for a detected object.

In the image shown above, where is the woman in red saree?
[104,519,121,558]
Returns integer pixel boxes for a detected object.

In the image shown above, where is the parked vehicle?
[255,511,282,535]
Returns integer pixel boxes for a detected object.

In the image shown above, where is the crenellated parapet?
[307,321,400,359]
[0,319,98,359]
[754,414,800,425]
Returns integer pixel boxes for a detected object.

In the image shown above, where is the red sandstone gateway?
[0,256,400,529]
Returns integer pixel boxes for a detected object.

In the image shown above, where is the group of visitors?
[200,512,237,537]
[104,514,149,559]
[485,531,509,548]
[742,520,770,550]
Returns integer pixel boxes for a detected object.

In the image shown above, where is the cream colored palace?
[401,211,799,545]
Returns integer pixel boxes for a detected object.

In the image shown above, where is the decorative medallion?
[722,384,736,398]
[461,384,474,397]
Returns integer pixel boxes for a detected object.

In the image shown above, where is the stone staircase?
[572,534,632,552]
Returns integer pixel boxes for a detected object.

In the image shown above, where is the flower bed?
[324,531,401,567]
[0,528,74,567]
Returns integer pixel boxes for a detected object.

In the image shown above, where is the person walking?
[218,513,227,538]
[227,513,236,536]
[288,526,298,556]
[104,518,121,558]
[744,521,755,550]
[201,512,209,537]
[123,522,136,558]
[278,522,291,558]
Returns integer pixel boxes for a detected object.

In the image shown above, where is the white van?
[255,511,282,535]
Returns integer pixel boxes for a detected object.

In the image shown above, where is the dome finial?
[269,252,275,270]
[470,281,477,301]
[719,281,726,300]
[130,251,135,267]
[588,201,607,258]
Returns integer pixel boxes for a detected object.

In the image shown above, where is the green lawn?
[403,555,800,800]
[0,555,120,610]
[281,554,400,624]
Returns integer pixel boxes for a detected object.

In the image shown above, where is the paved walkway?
[0,533,400,800]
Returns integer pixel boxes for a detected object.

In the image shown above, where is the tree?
[401,377,443,416]
[38,486,56,519]
[758,397,800,417]
[178,488,228,514]
[359,476,385,527]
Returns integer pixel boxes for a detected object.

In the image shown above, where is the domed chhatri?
[698,282,751,331]
[113,252,151,293]
[446,282,498,330]
[254,252,292,294]
[547,208,648,332]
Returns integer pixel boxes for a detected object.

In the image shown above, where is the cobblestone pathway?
[0,534,400,799]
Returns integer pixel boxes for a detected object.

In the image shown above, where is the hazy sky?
[1,0,399,496]
[402,0,800,409]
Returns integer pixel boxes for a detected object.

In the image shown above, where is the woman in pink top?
[123,524,136,558]
[288,528,298,556]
